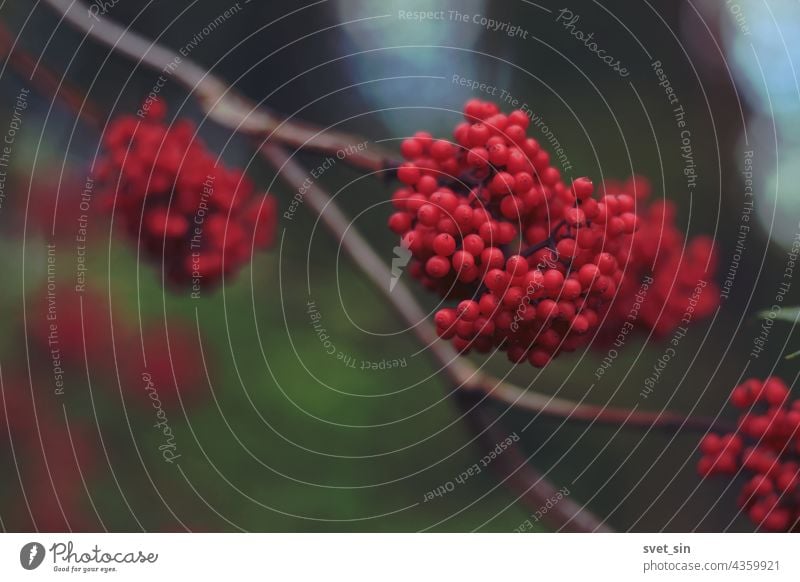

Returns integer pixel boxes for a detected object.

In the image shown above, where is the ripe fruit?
[387,99,717,366]
[432,233,456,256]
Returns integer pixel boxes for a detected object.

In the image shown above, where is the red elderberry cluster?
[596,177,719,338]
[388,99,640,366]
[698,377,800,532]
[98,99,277,287]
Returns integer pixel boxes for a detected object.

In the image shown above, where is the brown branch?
[478,381,737,434]
[455,390,612,532]
[262,141,613,531]
[0,21,103,126]
[260,143,474,381]
[33,0,736,438]
[260,143,736,438]
[41,0,398,173]
[38,0,734,531]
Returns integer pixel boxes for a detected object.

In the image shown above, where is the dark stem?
[455,390,613,532]
[521,220,566,257]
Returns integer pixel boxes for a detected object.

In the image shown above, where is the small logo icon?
[20,542,45,570]
[389,236,412,292]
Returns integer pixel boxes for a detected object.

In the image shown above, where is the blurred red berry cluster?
[387,99,718,366]
[598,178,719,338]
[28,286,206,409]
[0,373,99,531]
[699,377,800,532]
[98,99,276,287]
[0,286,209,530]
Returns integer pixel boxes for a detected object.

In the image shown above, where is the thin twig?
[456,390,613,532]
[25,0,735,437]
[0,22,103,126]
[260,144,736,436]
[41,0,398,173]
[260,142,476,385]
[262,142,613,531]
[36,1,735,531]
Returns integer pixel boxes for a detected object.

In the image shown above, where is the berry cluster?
[98,99,276,287]
[597,177,719,338]
[698,377,800,532]
[388,99,639,366]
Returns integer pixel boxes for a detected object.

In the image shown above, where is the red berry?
[397,163,421,185]
[507,109,530,128]
[562,278,582,300]
[430,139,454,160]
[500,195,525,219]
[572,177,594,199]
[487,142,509,166]
[457,300,480,321]
[466,147,489,167]
[468,123,491,147]
[400,138,424,159]
[506,149,528,174]
[528,349,550,367]
[542,269,565,294]
[571,315,589,333]
[556,238,577,259]
[489,172,516,195]
[565,207,586,226]
[462,234,485,256]
[417,175,438,195]
[451,250,475,272]
[464,99,484,119]
[432,233,456,256]
[481,247,505,270]
[596,252,616,274]
[388,212,412,234]
[763,377,789,405]
[537,299,559,321]
[425,256,450,278]
[485,268,510,292]
[429,189,458,213]
[417,204,440,226]
[505,124,526,144]
[505,255,528,277]
[578,264,599,287]
[435,308,456,329]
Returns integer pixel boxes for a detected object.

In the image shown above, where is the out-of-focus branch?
[41,0,398,173]
[455,390,612,532]
[0,22,103,125]
[20,0,734,437]
[35,0,736,531]
[260,142,476,383]
[259,143,736,437]
[262,143,613,532]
